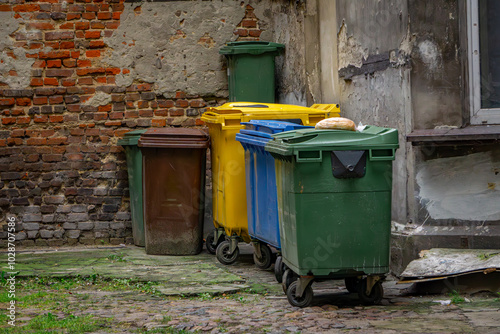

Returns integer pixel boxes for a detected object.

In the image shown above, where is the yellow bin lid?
[200,102,340,128]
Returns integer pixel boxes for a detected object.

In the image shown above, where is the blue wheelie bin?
[236,120,312,278]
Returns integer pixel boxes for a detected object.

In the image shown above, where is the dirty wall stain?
[416,151,500,221]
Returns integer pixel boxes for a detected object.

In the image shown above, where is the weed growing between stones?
[107,253,128,263]
[15,275,162,296]
[21,313,106,333]
[450,290,465,304]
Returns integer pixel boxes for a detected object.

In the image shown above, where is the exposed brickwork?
[0,0,228,247]
[234,5,262,41]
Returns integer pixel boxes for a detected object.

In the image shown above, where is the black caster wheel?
[358,278,384,305]
[344,277,359,293]
[205,230,221,255]
[215,240,239,265]
[274,255,285,283]
[281,269,297,294]
[286,281,313,308]
[253,243,273,270]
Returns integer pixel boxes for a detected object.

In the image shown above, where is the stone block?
[23,213,42,222]
[23,223,40,231]
[78,221,94,230]
[20,240,35,247]
[110,222,125,230]
[53,230,64,239]
[47,239,64,247]
[71,205,87,213]
[67,213,88,222]
[15,231,27,240]
[95,231,109,238]
[27,231,38,239]
[62,222,77,230]
[39,230,54,239]
[94,222,109,230]
[35,239,48,246]
[110,238,124,245]
[79,238,94,245]
[42,215,55,223]
[56,205,72,213]
[66,230,80,239]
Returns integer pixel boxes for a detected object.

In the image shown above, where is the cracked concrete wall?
[102,1,273,98]
[409,0,462,129]
[271,1,308,105]
[323,0,411,224]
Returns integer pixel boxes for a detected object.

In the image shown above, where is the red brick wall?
[0,0,236,247]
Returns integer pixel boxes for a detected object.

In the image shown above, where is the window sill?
[406,125,500,146]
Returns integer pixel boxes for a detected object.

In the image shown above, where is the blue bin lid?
[236,120,312,148]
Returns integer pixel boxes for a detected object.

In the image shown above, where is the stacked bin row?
[117,39,400,308]
[200,102,340,265]
[119,104,399,308]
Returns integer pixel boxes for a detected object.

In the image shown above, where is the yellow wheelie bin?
[201,102,340,265]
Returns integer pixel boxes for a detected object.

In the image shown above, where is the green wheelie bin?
[265,125,399,307]
[118,129,147,247]
[220,41,285,103]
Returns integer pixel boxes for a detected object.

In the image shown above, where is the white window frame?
[467,0,500,124]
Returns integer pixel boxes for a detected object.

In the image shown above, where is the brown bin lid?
[138,128,209,149]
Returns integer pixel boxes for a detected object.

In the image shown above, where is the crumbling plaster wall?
[271,1,308,105]
[330,0,411,223]
[0,12,35,89]
[408,0,463,129]
[103,1,273,98]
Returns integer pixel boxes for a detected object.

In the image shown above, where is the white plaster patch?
[0,12,35,89]
[417,40,441,72]
[337,22,368,69]
[416,152,500,221]
[83,91,112,107]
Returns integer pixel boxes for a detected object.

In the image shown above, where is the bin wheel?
[216,241,239,265]
[358,278,384,305]
[205,231,220,255]
[286,281,313,308]
[253,243,273,270]
[274,256,285,283]
[281,269,297,294]
[344,277,359,293]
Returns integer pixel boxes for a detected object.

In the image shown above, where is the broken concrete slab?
[400,248,500,280]
[12,245,246,296]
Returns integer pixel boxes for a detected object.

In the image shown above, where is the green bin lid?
[265,125,399,157]
[219,41,285,55]
[117,129,148,146]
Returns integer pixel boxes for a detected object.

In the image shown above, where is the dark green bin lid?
[117,129,148,146]
[219,41,285,56]
[265,125,399,158]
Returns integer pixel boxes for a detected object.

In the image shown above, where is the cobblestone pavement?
[3,245,500,333]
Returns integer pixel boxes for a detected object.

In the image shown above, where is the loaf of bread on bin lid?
[314,117,356,131]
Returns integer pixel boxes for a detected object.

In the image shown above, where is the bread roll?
[315,117,356,131]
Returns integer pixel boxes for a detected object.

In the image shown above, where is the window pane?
[479,0,500,108]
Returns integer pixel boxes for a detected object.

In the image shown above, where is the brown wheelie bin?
[138,128,209,255]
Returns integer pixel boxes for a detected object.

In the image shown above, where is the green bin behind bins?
[118,129,147,247]
[265,126,399,277]
[220,41,285,103]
